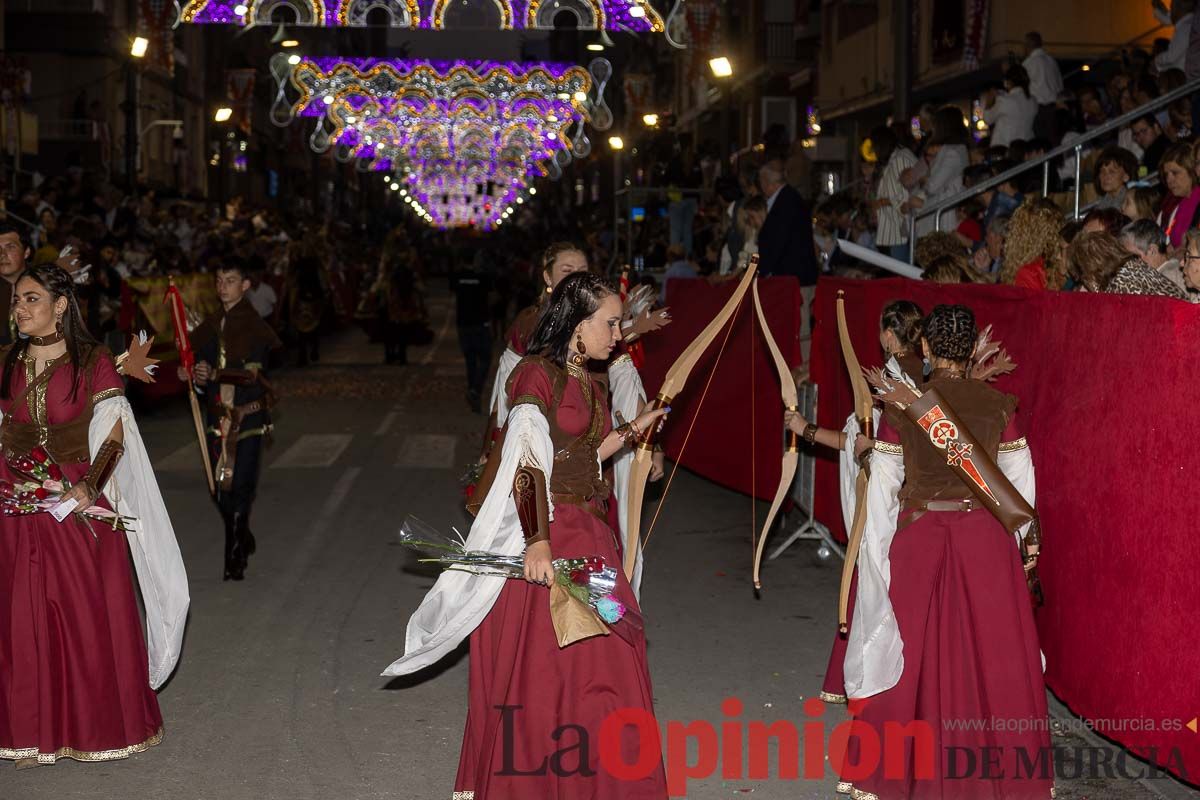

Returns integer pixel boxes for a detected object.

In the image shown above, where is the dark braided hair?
[526,272,616,367]
[2,265,100,402]
[880,300,925,353]
[921,304,977,363]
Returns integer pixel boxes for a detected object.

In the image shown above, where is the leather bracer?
[513,465,550,545]
[84,440,125,500]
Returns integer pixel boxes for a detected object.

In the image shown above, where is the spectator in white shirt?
[1153,0,1194,74]
[906,106,970,236]
[983,65,1038,149]
[1022,32,1064,140]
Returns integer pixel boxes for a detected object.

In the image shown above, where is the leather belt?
[898,498,978,531]
[551,491,610,525]
[912,499,978,512]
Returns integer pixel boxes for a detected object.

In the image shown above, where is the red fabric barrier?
[811,276,1200,784]
[638,276,802,502]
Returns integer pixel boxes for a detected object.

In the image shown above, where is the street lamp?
[214,107,234,123]
[130,37,149,58]
[708,57,733,78]
[642,113,659,127]
[608,136,625,150]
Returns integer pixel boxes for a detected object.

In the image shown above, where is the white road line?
[318,467,361,522]
[374,411,398,436]
[270,434,353,469]
[396,434,457,469]
[420,303,453,365]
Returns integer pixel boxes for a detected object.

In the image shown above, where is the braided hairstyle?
[1,264,100,401]
[879,300,925,353]
[921,304,977,363]
[526,272,617,367]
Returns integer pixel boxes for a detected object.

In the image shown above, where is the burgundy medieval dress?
[838,371,1051,800]
[0,348,163,764]
[455,357,668,800]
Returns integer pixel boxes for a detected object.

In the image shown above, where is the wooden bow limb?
[836,290,874,633]
[750,274,800,589]
[622,256,760,581]
[165,277,216,497]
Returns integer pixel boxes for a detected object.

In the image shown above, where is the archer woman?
[0,265,188,767]
[783,299,925,706]
[836,304,1049,800]
[385,273,670,799]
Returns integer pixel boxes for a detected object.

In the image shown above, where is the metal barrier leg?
[765,383,845,564]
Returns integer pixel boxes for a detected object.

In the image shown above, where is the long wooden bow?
[622,256,760,580]
[836,290,873,632]
[750,273,800,589]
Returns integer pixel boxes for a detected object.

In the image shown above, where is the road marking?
[320,467,361,520]
[374,411,398,436]
[396,434,457,469]
[420,303,452,365]
[271,434,352,468]
[155,441,204,472]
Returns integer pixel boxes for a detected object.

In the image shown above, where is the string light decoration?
[269,54,614,229]
[180,0,669,31]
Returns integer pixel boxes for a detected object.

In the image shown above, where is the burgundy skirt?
[838,509,1052,800]
[454,501,667,800]
[0,459,162,765]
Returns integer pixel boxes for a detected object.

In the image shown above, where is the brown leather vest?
[887,372,1016,507]
[0,352,101,463]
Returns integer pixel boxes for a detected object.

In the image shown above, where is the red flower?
[47,464,62,481]
[463,484,476,499]
[33,487,48,500]
[30,446,48,464]
[569,569,588,585]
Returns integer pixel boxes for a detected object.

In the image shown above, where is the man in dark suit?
[0,222,31,345]
[755,160,818,356]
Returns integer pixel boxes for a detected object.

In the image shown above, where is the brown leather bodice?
[887,371,1016,506]
[542,360,610,503]
[0,349,110,463]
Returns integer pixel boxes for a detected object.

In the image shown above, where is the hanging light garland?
[269,55,613,229]
[180,0,669,32]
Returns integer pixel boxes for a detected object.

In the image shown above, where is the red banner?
[638,276,802,502]
[810,277,1200,783]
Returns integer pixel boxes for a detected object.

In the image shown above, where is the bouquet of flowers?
[1,447,136,534]
[399,516,626,646]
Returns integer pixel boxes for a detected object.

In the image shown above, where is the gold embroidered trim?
[92,387,123,405]
[999,437,1029,452]
[835,782,853,795]
[610,353,633,367]
[451,793,474,800]
[512,394,547,414]
[820,690,848,704]
[873,441,902,455]
[0,727,163,764]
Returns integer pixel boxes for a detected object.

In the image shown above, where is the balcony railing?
[39,119,102,142]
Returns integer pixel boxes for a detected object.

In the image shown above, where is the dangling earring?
[545,285,552,295]
[55,316,63,335]
[572,334,587,366]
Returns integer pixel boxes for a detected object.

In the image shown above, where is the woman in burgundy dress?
[837,305,1050,799]
[385,273,670,799]
[0,265,187,767]
[784,299,926,706]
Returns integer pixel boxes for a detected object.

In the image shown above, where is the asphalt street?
[4,292,1189,800]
